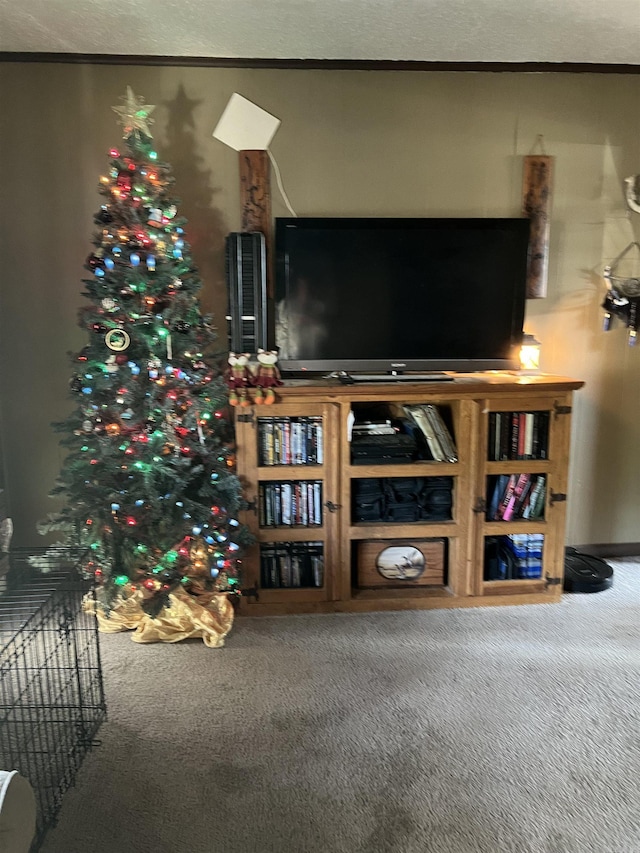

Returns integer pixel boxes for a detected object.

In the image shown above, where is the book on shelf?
[489,474,510,520]
[260,541,324,588]
[402,404,457,462]
[259,480,323,527]
[501,473,530,521]
[522,475,546,519]
[488,474,546,521]
[257,416,324,465]
[487,411,550,461]
[424,404,458,462]
[496,474,518,520]
[485,533,544,581]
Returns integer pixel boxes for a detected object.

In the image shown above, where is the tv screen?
[274,217,530,377]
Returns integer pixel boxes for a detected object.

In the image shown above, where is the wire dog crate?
[0,547,107,851]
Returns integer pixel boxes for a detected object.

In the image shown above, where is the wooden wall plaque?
[239,149,273,298]
[522,154,554,299]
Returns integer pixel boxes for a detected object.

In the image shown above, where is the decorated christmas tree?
[36,88,251,645]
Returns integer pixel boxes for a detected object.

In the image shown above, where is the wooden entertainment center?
[234,372,583,616]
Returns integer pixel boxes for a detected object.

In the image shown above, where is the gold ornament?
[112,87,156,137]
[105,329,131,352]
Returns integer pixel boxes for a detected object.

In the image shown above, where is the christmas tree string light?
[33,88,252,646]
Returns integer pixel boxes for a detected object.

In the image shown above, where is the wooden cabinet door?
[234,401,341,608]
[471,392,574,600]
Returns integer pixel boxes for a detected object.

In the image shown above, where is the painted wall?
[0,62,638,547]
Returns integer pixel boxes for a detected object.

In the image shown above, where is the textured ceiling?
[0,0,639,64]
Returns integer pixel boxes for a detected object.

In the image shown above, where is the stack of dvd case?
[258,417,323,466]
[260,542,324,588]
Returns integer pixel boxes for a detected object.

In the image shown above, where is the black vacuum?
[563,547,614,593]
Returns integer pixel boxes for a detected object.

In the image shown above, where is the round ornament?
[102,298,117,311]
[105,329,131,352]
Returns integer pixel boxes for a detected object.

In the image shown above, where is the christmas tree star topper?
[112,86,156,137]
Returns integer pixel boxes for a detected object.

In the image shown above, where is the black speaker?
[225,232,268,353]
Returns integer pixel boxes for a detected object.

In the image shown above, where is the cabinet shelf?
[347,462,459,477]
[485,460,550,475]
[482,579,547,595]
[351,586,452,601]
[234,373,583,615]
[257,465,325,479]
[349,521,457,539]
[257,587,328,603]
[483,520,547,535]
[257,526,324,540]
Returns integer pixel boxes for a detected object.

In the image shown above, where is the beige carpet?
[40,559,639,853]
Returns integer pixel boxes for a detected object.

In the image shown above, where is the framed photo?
[357,539,445,588]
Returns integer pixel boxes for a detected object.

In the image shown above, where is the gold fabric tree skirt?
[85,584,235,648]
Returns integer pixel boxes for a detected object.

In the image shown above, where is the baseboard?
[572,543,640,558]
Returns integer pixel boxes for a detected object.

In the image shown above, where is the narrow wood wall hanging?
[522,153,554,299]
[239,149,273,296]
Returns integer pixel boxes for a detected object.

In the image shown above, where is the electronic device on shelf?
[335,372,455,383]
[273,216,530,378]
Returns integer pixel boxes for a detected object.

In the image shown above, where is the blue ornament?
[130,253,141,267]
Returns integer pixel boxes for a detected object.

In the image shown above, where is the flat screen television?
[274,216,530,378]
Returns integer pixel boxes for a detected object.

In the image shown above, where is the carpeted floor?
[40,559,640,853]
